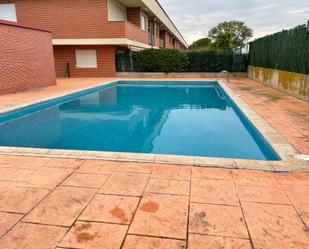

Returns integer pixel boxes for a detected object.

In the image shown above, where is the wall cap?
[0,19,51,33]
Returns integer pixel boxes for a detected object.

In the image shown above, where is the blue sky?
[159,0,309,45]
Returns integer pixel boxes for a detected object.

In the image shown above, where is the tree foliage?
[212,32,233,49]
[188,38,212,50]
[208,20,253,49]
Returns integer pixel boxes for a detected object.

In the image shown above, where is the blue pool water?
[0,81,280,160]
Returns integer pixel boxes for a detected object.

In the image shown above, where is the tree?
[189,37,212,50]
[208,20,253,49]
[212,32,233,50]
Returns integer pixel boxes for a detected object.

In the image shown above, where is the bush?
[187,49,247,72]
[132,49,188,73]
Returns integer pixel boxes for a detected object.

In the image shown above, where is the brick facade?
[6,0,146,43]
[0,0,187,80]
[0,20,56,95]
[54,45,116,78]
[127,7,141,27]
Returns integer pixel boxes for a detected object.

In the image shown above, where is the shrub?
[132,49,188,73]
[187,49,247,72]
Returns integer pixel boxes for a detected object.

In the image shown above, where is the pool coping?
[0,79,308,172]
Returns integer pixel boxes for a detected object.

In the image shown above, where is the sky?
[159,0,309,45]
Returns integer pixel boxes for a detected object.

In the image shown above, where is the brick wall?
[0,21,56,95]
[125,22,148,45]
[5,0,128,39]
[127,7,141,27]
[54,45,116,77]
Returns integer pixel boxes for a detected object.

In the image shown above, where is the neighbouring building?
[0,0,188,77]
[0,20,56,95]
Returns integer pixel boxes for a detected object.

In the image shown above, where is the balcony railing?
[124,21,149,45]
[108,21,149,45]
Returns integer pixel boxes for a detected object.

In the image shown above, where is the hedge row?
[187,50,248,72]
[116,49,248,73]
[249,22,309,74]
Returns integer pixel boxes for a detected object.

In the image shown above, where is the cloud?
[159,0,309,45]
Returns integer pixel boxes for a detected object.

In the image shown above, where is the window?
[141,15,146,31]
[75,50,97,68]
[0,3,17,22]
[108,0,126,21]
[115,5,126,21]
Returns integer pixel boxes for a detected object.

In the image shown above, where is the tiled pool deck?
[0,156,308,248]
[0,77,308,248]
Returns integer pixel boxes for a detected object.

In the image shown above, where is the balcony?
[124,21,149,45]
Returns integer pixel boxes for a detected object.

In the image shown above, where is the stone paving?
[0,77,309,248]
[0,155,308,249]
[226,78,309,155]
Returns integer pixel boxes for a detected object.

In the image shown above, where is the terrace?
[0,77,308,248]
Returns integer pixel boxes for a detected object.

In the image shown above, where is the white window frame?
[141,15,146,31]
[75,50,98,69]
[0,3,17,22]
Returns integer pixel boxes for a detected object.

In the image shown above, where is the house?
[0,0,188,77]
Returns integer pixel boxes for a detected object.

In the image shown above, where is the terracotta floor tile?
[191,178,239,206]
[59,221,128,249]
[0,212,23,237]
[79,194,139,224]
[0,186,49,213]
[151,164,191,180]
[232,170,279,187]
[191,167,233,180]
[122,235,186,249]
[44,158,84,168]
[23,186,96,226]
[0,168,33,182]
[16,167,74,189]
[99,172,149,196]
[189,203,248,238]
[242,202,309,249]
[113,162,153,174]
[0,155,24,165]
[8,157,52,169]
[188,234,252,249]
[145,178,190,196]
[282,185,309,217]
[62,173,109,188]
[237,185,290,204]
[0,223,67,249]
[275,173,309,186]
[129,193,189,239]
[77,160,117,175]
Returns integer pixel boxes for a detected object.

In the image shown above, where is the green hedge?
[116,48,248,73]
[249,22,309,74]
[187,50,247,72]
[132,49,188,72]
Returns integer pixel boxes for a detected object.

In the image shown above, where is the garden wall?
[248,66,309,101]
[248,22,309,101]
[0,20,56,95]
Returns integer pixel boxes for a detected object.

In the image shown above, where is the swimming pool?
[0,81,280,160]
